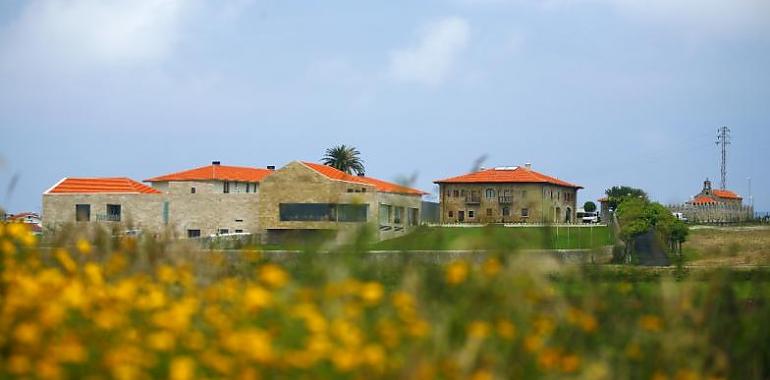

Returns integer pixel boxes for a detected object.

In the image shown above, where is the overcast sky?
[1,0,769,213]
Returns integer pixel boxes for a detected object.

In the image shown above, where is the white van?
[577,211,601,224]
[672,212,688,222]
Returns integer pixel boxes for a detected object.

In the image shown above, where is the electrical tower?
[715,126,731,190]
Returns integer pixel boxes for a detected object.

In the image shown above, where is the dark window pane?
[75,204,90,222]
[106,204,121,222]
[338,204,368,222]
[280,203,336,222]
[187,229,201,238]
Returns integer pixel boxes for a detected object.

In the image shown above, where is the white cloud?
[1,0,191,68]
[389,17,470,85]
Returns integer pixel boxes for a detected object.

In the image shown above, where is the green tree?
[583,201,597,213]
[615,197,689,263]
[321,145,365,175]
[605,185,648,211]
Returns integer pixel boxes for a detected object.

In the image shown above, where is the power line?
[716,126,731,190]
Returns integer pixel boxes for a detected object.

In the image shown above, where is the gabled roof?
[434,166,583,189]
[301,162,426,196]
[692,195,717,205]
[712,189,742,200]
[145,164,273,183]
[46,178,161,194]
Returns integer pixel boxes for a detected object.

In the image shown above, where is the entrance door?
[458,211,465,222]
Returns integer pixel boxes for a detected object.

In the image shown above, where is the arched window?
[485,188,495,198]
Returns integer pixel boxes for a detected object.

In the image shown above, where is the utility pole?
[716,126,731,190]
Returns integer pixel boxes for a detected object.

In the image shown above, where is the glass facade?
[280,203,368,223]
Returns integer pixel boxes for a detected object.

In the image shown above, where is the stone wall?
[438,183,578,224]
[668,203,754,224]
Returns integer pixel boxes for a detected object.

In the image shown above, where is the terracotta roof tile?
[712,190,742,200]
[692,195,717,205]
[434,167,583,189]
[145,165,273,183]
[47,178,161,194]
[302,162,426,196]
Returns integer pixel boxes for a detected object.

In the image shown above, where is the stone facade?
[438,183,578,224]
[42,193,165,233]
[153,180,261,238]
[257,162,422,242]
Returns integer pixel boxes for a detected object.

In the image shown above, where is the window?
[521,208,529,217]
[348,189,354,193]
[453,190,460,197]
[106,204,121,222]
[448,211,454,218]
[235,219,244,223]
[219,229,229,235]
[394,207,404,224]
[485,188,495,198]
[502,207,510,216]
[408,208,419,226]
[468,210,475,218]
[163,202,169,225]
[246,183,250,193]
[187,229,201,238]
[75,204,90,222]
[191,187,196,194]
[280,204,335,222]
[337,204,368,222]
[486,208,493,216]
[235,229,244,233]
[223,181,230,194]
[379,204,392,225]
[461,190,466,196]
[361,188,367,193]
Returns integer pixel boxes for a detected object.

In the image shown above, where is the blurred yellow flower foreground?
[1,222,770,379]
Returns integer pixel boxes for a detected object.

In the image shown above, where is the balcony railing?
[96,214,121,222]
[465,196,481,204]
[498,196,513,204]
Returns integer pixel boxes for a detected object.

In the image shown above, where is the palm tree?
[322,145,365,176]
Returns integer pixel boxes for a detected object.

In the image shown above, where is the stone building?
[42,161,425,241]
[144,162,273,238]
[434,164,582,224]
[42,177,165,233]
[668,179,753,223]
[257,161,425,243]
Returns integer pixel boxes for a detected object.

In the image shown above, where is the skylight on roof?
[494,166,519,171]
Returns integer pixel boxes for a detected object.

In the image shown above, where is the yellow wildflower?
[360,281,384,305]
[14,322,41,345]
[55,249,77,274]
[84,262,104,286]
[76,238,92,255]
[259,263,289,288]
[7,355,31,375]
[148,331,176,351]
[538,348,561,371]
[640,315,663,333]
[362,344,386,369]
[170,356,195,380]
[446,261,469,285]
[468,320,491,339]
[524,335,543,353]
[471,369,494,380]
[244,285,273,311]
[496,320,517,340]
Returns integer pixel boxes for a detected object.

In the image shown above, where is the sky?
[1,0,769,214]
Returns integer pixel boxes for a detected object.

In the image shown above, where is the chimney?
[212,161,221,166]
[267,165,276,170]
[524,162,532,170]
[357,173,365,177]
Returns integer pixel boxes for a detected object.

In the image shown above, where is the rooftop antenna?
[715,126,731,190]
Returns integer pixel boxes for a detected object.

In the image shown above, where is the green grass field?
[372,225,613,251]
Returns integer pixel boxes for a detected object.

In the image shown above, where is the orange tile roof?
[434,166,583,189]
[302,162,426,196]
[692,195,717,205]
[712,189,742,200]
[46,178,161,194]
[145,164,273,183]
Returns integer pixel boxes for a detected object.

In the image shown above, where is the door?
[458,211,465,222]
